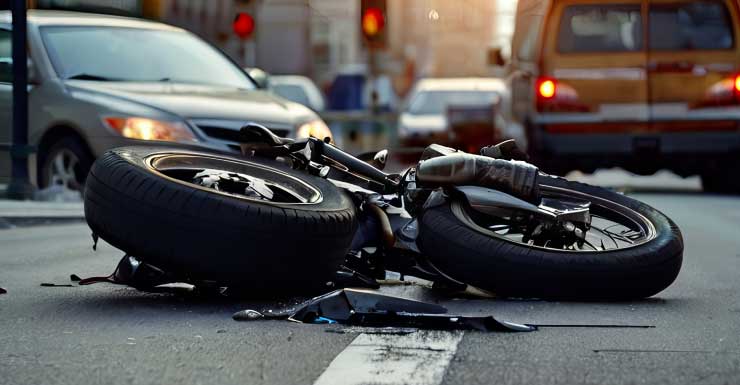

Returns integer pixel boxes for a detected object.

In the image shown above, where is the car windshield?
[272,83,311,107]
[41,26,255,89]
[407,90,499,115]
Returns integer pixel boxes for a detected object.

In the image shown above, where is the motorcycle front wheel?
[418,174,684,300]
[84,146,357,293]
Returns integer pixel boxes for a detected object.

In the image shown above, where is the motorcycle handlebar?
[311,138,400,194]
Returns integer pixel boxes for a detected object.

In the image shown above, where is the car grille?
[197,125,290,143]
[190,119,291,146]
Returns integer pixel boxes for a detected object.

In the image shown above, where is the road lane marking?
[313,330,464,385]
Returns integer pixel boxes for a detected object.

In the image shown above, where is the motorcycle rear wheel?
[84,146,357,293]
[418,175,683,300]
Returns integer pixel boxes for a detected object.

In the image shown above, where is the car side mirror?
[28,58,40,85]
[245,67,270,90]
[488,47,506,67]
[0,58,38,84]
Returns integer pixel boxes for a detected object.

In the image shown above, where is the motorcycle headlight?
[297,119,333,143]
[104,117,198,142]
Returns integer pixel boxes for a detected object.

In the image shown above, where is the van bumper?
[528,125,740,176]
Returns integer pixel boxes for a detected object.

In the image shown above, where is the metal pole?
[6,0,36,200]
[368,45,378,115]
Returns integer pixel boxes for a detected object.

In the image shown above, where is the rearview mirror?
[245,67,270,90]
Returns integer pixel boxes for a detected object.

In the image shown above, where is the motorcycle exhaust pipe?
[416,153,540,203]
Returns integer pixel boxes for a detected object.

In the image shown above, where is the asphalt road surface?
[1,192,740,385]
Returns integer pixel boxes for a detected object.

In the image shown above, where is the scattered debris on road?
[233,288,536,332]
[324,326,418,335]
[40,283,74,287]
[533,324,655,329]
[233,309,265,321]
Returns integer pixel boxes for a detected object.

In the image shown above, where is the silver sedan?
[0,10,332,191]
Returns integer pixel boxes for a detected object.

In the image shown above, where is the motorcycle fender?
[451,186,554,219]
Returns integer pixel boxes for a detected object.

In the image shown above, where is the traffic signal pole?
[360,1,386,115]
[6,0,35,200]
[368,46,378,115]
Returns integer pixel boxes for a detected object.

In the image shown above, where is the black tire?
[84,146,357,293]
[39,136,94,191]
[418,175,684,300]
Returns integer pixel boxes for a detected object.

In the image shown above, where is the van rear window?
[649,1,734,51]
[558,4,643,53]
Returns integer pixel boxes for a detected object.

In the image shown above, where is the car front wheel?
[39,137,93,191]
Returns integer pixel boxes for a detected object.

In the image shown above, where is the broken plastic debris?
[40,283,74,287]
[289,288,446,322]
[314,316,337,324]
[288,288,535,332]
[325,327,418,335]
[533,324,655,329]
[233,289,535,332]
[233,309,265,321]
[0,287,6,295]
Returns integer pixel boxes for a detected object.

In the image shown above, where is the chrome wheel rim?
[452,185,657,253]
[146,153,322,205]
[47,149,82,190]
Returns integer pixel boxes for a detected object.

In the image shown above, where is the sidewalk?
[0,199,84,228]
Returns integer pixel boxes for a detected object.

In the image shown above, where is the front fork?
[337,195,468,293]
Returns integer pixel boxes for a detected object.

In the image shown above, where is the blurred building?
[27,0,518,96]
[388,0,495,79]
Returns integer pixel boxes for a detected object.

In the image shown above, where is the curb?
[0,216,86,229]
[0,200,85,229]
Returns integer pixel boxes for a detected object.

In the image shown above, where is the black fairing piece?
[287,288,536,332]
[290,288,447,322]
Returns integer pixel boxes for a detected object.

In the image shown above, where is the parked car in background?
[509,0,740,192]
[269,75,326,113]
[398,78,508,152]
[0,10,331,191]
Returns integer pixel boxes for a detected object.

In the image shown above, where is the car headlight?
[297,119,333,143]
[103,117,198,142]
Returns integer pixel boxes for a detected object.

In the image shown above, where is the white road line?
[313,330,464,385]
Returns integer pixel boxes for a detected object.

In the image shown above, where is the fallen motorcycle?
[83,124,683,300]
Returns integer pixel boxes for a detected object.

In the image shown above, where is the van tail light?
[538,79,556,99]
[535,77,589,113]
[692,74,740,109]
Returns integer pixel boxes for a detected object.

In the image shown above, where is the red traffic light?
[233,12,255,40]
[362,7,385,38]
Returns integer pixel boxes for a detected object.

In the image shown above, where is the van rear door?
[540,0,650,133]
[647,0,740,131]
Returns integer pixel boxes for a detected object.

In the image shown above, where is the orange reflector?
[734,75,740,93]
[539,80,556,99]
